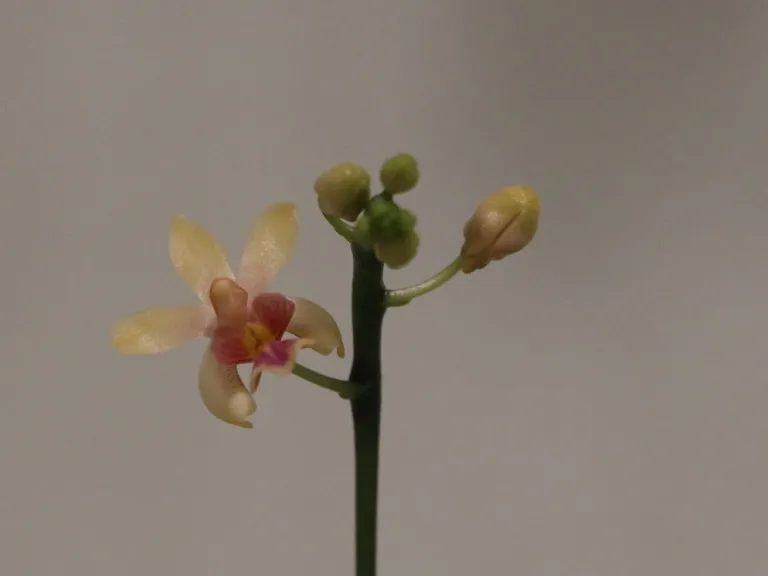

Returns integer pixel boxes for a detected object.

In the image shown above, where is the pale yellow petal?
[286,298,345,358]
[111,306,207,354]
[170,215,234,301]
[198,347,256,429]
[237,203,298,297]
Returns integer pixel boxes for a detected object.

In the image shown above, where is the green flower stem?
[384,256,463,307]
[323,213,357,243]
[291,363,363,399]
[349,243,386,576]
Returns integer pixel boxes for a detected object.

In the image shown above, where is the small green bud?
[399,208,417,231]
[366,197,407,242]
[374,230,420,269]
[379,153,419,194]
[366,195,392,219]
[314,162,371,221]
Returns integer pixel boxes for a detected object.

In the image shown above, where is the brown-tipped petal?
[285,297,345,358]
[198,346,256,428]
[237,203,298,298]
[111,306,209,354]
[169,215,234,302]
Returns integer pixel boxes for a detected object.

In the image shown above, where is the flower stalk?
[348,242,385,576]
[291,362,363,399]
[323,213,357,243]
[385,256,463,307]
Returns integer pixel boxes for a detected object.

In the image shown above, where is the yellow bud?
[374,230,420,269]
[314,162,371,221]
[460,186,540,273]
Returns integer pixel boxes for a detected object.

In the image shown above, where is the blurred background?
[2,1,768,574]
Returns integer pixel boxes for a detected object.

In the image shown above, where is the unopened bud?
[379,153,420,194]
[314,162,371,221]
[374,230,420,269]
[460,186,540,273]
[366,197,413,242]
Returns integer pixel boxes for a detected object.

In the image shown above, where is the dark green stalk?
[348,242,385,576]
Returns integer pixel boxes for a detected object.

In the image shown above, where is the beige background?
[3,1,768,575]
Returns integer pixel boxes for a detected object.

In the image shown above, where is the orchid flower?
[111,202,345,428]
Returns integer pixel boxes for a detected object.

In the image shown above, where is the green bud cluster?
[356,196,416,243]
[355,195,419,269]
[315,153,423,269]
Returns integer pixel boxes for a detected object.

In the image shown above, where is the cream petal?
[198,347,256,429]
[170,215,234,302]
[237,203,298,298]
[286,298,345,358]
[112,306,207,354]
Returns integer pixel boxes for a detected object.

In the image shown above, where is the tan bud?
[460,186,540,273]
[374,230,420,269]
[314,162,371,221]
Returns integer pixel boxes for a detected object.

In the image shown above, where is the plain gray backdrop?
[3,1,768,575]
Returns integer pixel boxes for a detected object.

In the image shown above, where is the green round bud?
[399,208,417,231]
[379,153,420,194]
[314,162,371,221]
[366,195,392,219]
[374,230,420,269]
[366,197,407,242]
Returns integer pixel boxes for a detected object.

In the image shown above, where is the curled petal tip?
[285,298,345,358]
[227,393,257,429]
[198,347,257,428]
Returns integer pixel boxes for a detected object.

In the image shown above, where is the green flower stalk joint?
[111,152,540,576]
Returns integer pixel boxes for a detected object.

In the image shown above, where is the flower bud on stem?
[314,162,371,221]
[461,185,540,273]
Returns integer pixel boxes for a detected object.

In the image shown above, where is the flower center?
[242,322,275,357]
